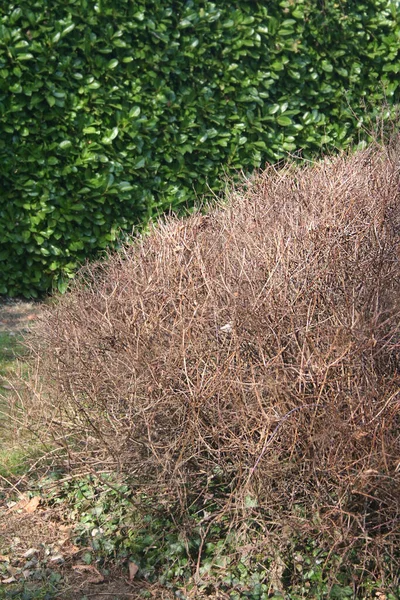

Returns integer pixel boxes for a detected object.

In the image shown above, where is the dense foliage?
[1,0,399,296]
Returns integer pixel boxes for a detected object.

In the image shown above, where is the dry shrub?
[27,140,400,568]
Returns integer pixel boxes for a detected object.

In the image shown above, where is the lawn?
[0,330,29,479]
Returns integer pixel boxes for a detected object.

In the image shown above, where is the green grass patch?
[0,447,33,479]
[0,331,41,480]
[0,331,25,378]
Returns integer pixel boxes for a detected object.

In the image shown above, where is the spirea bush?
[0,0,399,296]
[27,137,400,574]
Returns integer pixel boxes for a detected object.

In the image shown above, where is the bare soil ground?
[0,300,174,600]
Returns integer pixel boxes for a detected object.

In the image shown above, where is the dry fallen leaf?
[0,555,10,562]
[128,561,139,580]
[72,564,104,584]
[23,548,38,559]
[2,576,17,584]
[58,536,71,547]
[8,494,29,512]
[9,495,41,514]
[24,496,41,513]
[22,569,33,579]
[65,543,81,555]
[49,554,64,564]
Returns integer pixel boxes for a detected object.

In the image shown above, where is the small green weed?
[0,575,62,600]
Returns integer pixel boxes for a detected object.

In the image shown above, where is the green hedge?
[1,0,399,297]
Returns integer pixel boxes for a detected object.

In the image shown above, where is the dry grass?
[24,138,400,577]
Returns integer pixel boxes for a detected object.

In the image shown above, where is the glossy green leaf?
[129,106,141,118]
[62,23,75,36]
[16,53,34,61]
[107,59,119,69]
[59,140,72,149]
[277,116,292,126]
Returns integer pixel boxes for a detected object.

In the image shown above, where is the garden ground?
[0,300,173,600]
